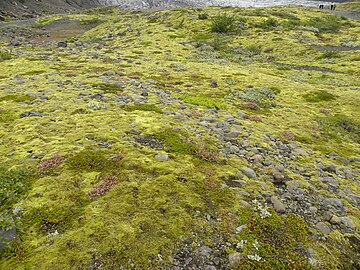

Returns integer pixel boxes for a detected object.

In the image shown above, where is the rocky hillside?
[0,0,100,19]
[0,5,359,270]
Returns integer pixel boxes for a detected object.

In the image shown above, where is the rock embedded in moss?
[242,166,256,178]
[315,222,331,234]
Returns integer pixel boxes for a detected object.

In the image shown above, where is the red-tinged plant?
[88,174,118,198]
[38,154,64,175]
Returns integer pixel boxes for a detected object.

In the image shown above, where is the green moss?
[318,114,360,143]
[0,167,37,212]
[91,83,124,93]
[155,130,198,156]
[0,110,17,123]
[20,70,47,76]
[66,149,122,172]
[122,104,162,114]
[306,15,342,33]
[303,90,336,102]
[181,94,226,109]
[319,50,341,59]
[0,94,36,103]
[236,210,312,269]
[0,51,12,62]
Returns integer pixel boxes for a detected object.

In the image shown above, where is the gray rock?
[315,222,331,235]
[237,190,250,196]
[307,248,315,257]
[323,211,333,221]
[339,217,355,229]
[195,245,212,257]
[225,130,241,139]
[10,40,20,47]
[229,145,240,154]
[0,220,18,251]
[235,224,248,233]
[252,154,263,163]
[239,200,251,209]
[329,215,340,225]
[57,41,68,48]
[294,148,308,156]
[229,252,243,266]
[13,206,24,216]
[275,165,285,171]
[20,111,44,117]
[271,196,286,213]
[205,266,217,270]
[309,206,317,213]
[320,176,339,189]
[349,157,360,163]
[155,154,169,161]
[323,164,337,174]
[236,111,247,119]
[202,117,216,123]
[322,198,343,211]
[242,167,256,179]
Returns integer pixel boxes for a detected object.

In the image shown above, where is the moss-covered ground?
[0,5,359,269]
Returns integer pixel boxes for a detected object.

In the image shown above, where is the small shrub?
[241,102,261,110]
[182,95,225,109]
[197,147,219,162]
[318,114,360,143]
[233,87,277,108]
[0,51,12,62]
[244,44,262,56]
[247,115,262,122]
[261,18,279,29]
[210,37,226,51]
[303,90,336,102]
[306,16,342,33]
[193,33,212,41]
[211,14,236,33]
[319,50,341,59]
[282,132,296,141]
[80,18,104,25]
[198,13,209,20]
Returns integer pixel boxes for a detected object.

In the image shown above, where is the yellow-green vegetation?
[339,0,360,11]
[0,5,359,270]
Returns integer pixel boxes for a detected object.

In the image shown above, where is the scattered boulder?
[322,198,343,212]
[239,200,251,209]
[315,222,331,235]
[270,196,286,213]
[20,111,44,118]
[339,217,355,229]
[155,154,169,161]
[0,218,19,251]
[57,41,68,48]
[229,252,243,266]
[242,166,256,178]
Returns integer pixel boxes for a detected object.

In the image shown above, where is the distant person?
[330,2,335,10]
[333,2,337,10]
[319,3,324,9]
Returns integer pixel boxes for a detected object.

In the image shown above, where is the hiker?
[319,4,324,9]
[333,2,337,10]
[330,2,335,10]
